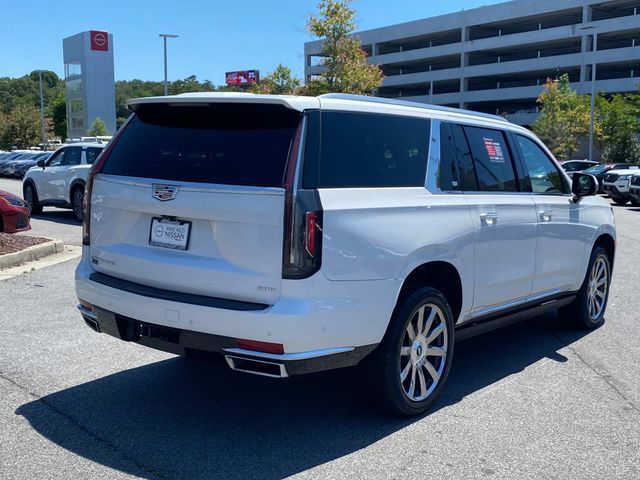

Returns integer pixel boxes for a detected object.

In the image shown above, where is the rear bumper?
[76,303,376,376]
[75,249,397,355]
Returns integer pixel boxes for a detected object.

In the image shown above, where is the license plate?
[149,217,191,250]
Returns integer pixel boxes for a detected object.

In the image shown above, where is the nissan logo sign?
[94,33,106,46]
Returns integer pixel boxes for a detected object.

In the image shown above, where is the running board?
[455,292,577,341]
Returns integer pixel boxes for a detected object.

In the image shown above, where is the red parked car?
[0,189,31,233]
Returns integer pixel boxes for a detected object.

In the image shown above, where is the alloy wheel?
[587,255,609,320]
[399,303,448,402]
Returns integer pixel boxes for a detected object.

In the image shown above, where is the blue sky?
[1,0,504,83]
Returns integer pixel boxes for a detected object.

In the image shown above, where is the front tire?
[612,197,628,206]
[23,183,43,215]
[560,246,611,329]
[367,287,454,417]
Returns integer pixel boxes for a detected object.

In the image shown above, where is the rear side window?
[439,122,477,191]
[85,147,103,165]
[315,112,430,188]
[101,104,300,187]
[463,126,518,192]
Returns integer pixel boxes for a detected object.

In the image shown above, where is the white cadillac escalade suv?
[75,93,615,416]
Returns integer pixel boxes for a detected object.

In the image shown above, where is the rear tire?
[560,246,611,329]
[366,286,454,417]
[23,183,43,215]
[612,197,628,206]
[71,187,84,222]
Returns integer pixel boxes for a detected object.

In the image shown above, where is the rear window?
[313,111,430,188]
[86,147,103,165]
[101,103,300,187]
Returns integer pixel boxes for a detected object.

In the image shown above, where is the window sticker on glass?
[483,137,505,163]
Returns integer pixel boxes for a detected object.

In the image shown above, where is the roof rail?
[318,93,509,123]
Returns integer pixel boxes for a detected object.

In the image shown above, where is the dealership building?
[63,30,116,139]
[304,0,640,126]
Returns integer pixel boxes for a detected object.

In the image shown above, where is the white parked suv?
[629,173,640,205]
[23,142,105,221]
[602,167,640,205]
[75,93,616,416]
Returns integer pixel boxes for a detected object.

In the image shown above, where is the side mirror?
[572,173,598,199]
[37,159,45,168]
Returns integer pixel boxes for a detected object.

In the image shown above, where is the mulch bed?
[0,233,49,256]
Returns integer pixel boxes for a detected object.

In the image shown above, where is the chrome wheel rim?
[73,191,83,219]
[24,187,34,211]
[399,303,448,402]
[587,256,609,320]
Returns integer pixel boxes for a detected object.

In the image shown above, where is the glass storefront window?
[70,117,84,130]
[69,99,83,113]
[66,79,82,96]
[65,61,82,77]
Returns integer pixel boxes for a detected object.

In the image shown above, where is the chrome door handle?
[539,211,553,222]
[480,213,499,226]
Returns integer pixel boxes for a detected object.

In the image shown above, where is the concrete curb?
[0,239,65,270]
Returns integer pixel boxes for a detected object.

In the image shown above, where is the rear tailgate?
[88,101,302,305]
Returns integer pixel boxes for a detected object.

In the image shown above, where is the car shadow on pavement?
[31,210,79,226]
[16,313,591,480]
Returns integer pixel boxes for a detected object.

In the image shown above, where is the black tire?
[23,183,43,215]
[365,286,455,417]
[559,246,611,329]
[71,186,84,222]
[630,199,640,207]
[612,197,628,206]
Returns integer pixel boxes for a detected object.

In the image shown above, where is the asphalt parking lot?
[0,190,639,479]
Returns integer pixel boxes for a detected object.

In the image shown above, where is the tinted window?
[61,147,82,166]
[439,122,477,191]
[47,149,65,167]
[316,112,430,188]
[463,126,518,192]
[517,135,569,194]
[563,162,585,172]
[85,147,103,165]
[101,104,300,187]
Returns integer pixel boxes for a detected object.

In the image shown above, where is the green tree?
[305,0,382,95]
[48,92,67,141]
[533,74,591,160]
[87,117,108,136]
[250,64,301,95]
[0,105,40,149]
[598,93,640,163]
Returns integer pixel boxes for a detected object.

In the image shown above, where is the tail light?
[82,119,131,246]
[282,115,323,279]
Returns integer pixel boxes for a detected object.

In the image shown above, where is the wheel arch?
[394,261,464,324]
[69,179,86,201]
[23,178,37,194]
[593,233,615,268]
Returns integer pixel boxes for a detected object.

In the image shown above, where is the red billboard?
[90,30,109,51]
[225,70,259,86]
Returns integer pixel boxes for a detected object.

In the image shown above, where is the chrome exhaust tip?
[225,355,289,378]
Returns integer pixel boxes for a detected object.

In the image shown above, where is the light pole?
[36,71,47,151]
[581,25,598,161]
[159,34,178,96]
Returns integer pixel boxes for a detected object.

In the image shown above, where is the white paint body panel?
[89,175,285,305]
